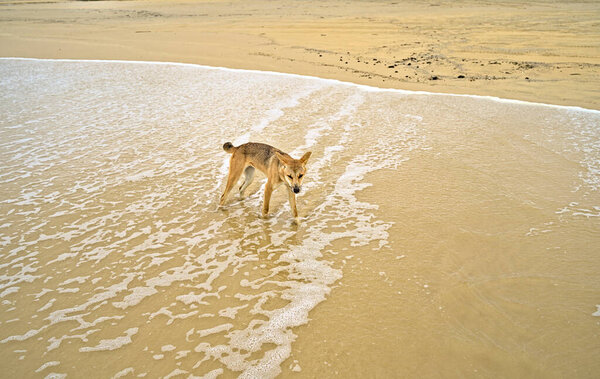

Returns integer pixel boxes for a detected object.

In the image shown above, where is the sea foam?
[0,58,598,378]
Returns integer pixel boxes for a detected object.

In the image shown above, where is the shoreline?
[0,0,598,110]
[4,57,599,114]
[2,57,599,378]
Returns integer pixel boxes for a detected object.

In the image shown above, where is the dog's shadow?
[217,195,304,232]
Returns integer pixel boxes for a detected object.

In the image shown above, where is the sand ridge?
[0,0,599,109]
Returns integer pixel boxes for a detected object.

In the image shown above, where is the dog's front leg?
[262,180,273,217]
[287,188,298,218]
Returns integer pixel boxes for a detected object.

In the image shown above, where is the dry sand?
[0,0,599,109]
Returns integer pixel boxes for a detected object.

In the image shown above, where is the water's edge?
[2,57,598,113]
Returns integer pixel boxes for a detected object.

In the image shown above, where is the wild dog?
[219,142,311,219]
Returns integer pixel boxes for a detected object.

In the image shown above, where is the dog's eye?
[298,174,303,178]
[288,175,293,179]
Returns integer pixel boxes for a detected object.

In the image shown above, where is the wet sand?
[0,0,599,109]
[1,59,599,378]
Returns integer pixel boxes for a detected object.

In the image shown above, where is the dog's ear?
[275,151,291,165]
[300,151,312,164]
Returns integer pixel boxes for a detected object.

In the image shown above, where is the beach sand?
[0,0,599,109]
[1,59,598,378]
[1,1,600,378]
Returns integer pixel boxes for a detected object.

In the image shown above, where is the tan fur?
[219,142,311,218]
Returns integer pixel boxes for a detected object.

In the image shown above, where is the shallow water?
[0,58,599,378]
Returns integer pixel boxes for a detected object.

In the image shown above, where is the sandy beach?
[1,0,599,109]
[1,1,600,378]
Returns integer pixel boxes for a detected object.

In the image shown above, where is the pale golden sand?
[0,0,599,109]
[1,2,600,378]
[1,59,598,378]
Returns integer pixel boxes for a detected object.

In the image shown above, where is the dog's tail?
[222,142,236,154]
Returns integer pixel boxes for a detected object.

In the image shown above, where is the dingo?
[219,142,312,219]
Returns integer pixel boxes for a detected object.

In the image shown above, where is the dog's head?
[275,151,312,194]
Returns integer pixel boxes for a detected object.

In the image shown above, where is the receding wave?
[0,58,599,378]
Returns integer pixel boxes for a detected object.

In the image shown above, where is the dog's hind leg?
[220,155,245,206]
[238,166,255,197]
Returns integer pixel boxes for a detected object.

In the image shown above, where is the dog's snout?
[293,186,300,194]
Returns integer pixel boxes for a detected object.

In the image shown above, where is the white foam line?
[35,361,60,373]
[1,57,598,113]
[78,327,138,352]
